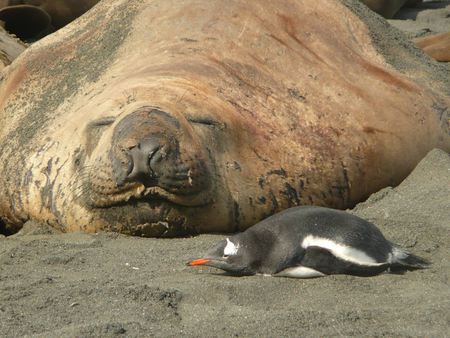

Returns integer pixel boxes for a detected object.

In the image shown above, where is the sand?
[1,2,450,337]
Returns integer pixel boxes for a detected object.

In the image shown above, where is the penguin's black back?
[244,206,393,264]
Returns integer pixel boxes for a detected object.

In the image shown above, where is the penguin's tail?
[389,246,431,272]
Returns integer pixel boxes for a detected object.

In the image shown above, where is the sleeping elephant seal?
[0,0,449,237]
[360,0,422,18]
[0,0,99,40]
[0,26,26,70]
[414,32,450,62]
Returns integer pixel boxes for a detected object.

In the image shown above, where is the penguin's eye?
[222,254,229,259]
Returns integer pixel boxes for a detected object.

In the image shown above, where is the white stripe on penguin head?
[224,238,239,256]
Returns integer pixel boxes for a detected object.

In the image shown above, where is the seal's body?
[414,32,450,62]
[0,0,449,237]
[0,0,99,40]
[0,26,26,70]
[188,206,429,278]
[360,0,422,18]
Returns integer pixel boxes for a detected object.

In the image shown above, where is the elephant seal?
[414,32,450,62]
[360,0,422,18]
[0,25,26,70]
[0,0,99,40]
[0,0,449,237]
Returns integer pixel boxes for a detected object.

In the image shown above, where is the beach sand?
[1,2,449,337]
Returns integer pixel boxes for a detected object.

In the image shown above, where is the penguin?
[187,206,430,278]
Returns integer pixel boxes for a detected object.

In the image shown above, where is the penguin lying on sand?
[188,206,429,278]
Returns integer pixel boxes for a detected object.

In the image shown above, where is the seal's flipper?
[0,26,26,70]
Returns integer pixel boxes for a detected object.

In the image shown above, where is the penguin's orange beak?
[187,258,210,266]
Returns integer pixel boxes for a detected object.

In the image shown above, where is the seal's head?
[73,104,226,236]
[110,107,212,196]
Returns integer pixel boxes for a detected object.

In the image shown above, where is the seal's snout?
[108,106,213,201]
[110,107,179,187]
[125,138,161,186]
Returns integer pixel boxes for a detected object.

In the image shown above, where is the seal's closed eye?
[88,116,117,127]
[187,116,226,130]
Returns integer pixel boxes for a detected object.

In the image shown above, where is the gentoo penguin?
[187,206,429,278]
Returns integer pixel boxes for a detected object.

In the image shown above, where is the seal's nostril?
[149,145,164,168]
[125,138,161,185]
[124,151,133,177]
[147,146,160,177]
[148,147,159,164]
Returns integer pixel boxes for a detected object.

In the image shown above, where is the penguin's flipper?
[300,246,389,277]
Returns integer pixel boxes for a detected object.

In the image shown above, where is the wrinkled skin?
[0,0,99,40]
[0,0,449,237]
[360,0,422,18]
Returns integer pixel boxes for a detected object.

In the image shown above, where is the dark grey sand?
[1,2,450,337]
[1,149,449,337]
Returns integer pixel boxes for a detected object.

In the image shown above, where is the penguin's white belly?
[274,266,326,278]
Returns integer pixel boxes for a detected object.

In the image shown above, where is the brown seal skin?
[0,0,449,237]
[0,0,99,40]
[0,25,26,71]
[414,32,450,62]
[360,0,422,18]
